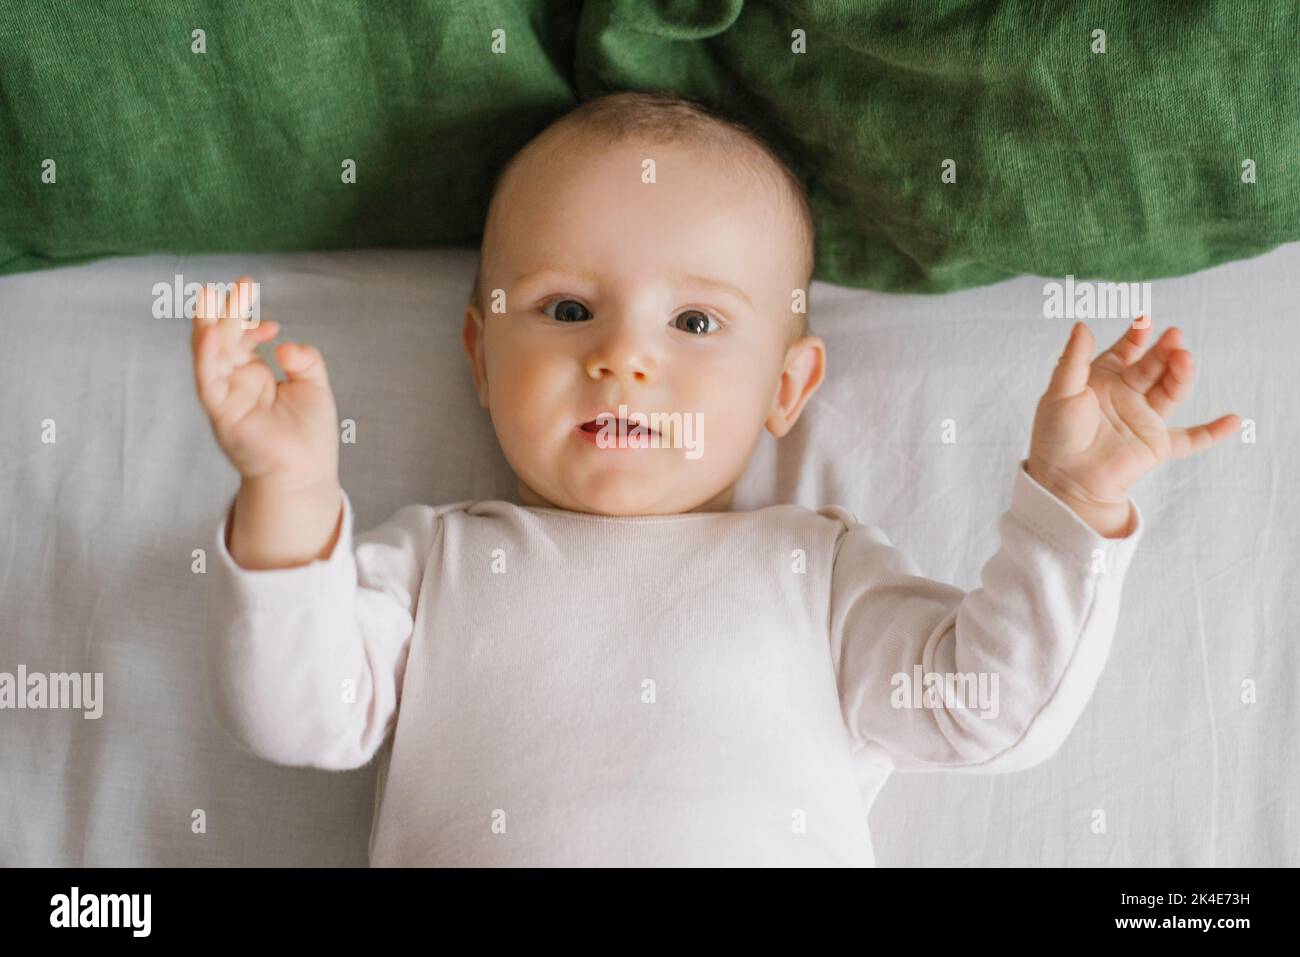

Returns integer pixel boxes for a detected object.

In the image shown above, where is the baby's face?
[463,138,823,515]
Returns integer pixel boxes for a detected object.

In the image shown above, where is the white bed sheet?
[1,244,1295,866]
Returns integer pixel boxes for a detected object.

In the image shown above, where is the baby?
[192,91,1237,866]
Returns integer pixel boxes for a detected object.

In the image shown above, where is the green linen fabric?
[1,1,1296,292]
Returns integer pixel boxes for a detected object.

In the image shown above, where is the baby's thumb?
[276,342,331,389]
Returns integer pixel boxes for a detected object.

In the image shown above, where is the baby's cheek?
[705,378,765,430]
[493,363,562,443]
[678,392,747,472]
[489,352,539,407]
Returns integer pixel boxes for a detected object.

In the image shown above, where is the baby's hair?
[472,89,815,343]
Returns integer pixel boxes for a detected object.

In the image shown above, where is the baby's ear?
[461,304,489,408]
[765,336,825,438]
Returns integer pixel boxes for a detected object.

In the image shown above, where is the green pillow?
[2,1,1296,293]
[0,2,578,276]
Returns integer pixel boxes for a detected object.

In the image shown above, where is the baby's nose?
[587,360,653,383]
[585,335,658,383]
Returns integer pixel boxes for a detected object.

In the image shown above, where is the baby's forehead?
[511,130,775,199]
[492,139,797,248]
[480,130,809,309]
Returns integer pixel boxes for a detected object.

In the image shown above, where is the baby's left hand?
[1027,320,1238,536]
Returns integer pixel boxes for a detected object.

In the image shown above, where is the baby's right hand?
[191,277,340,491]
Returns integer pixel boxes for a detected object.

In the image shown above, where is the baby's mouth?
[578,417,659,437]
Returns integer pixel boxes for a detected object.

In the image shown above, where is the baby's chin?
[523,469,694,516]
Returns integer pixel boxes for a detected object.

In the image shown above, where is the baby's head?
[462,91,825,516]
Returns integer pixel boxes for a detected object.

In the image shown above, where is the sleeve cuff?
[211,487,355,610]
[1010,459,1143,576]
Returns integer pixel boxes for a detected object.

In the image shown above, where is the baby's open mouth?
[579,417,659,436]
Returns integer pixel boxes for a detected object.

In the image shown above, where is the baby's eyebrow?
[513,266,753,310]
[514,265,602,288]
[679,273,753,309]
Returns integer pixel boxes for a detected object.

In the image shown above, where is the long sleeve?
[202,488,443,771]
[828,459,1144,774]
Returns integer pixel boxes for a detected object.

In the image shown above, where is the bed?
[1,243,1295,865]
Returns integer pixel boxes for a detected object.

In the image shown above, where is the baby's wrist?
[1024,459,1133,539]
[1059,496,1133,539]
[228,475,343,569]
[240,467,339,497]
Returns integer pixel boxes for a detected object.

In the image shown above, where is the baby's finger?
[1145,347,1193,418]
[276,341,331,391]
[1122,326,1182,394]
[223,319,280,369]
[215,282,248,351]
[190,283,242,364]
[1098,321,1151,369]
[194,282,222,323]
[1168,413,1240,460]
[227,276,259,327]
[191,283,221,353]
[200,279,255,351]
[193,320,233,412]
[1044,321,1094,400]
[240,319,279,349]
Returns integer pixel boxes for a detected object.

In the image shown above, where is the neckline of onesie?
[508,503,792,525]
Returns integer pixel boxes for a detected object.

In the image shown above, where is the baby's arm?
[190,278,431,770]
[205,489,440,771]
[831,320,1236,771]
[829,462,1141,772]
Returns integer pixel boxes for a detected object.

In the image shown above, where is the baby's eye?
[542,298,592,323]
[672,310,719,335]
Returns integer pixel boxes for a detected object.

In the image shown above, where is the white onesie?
[203,459,1142,866]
